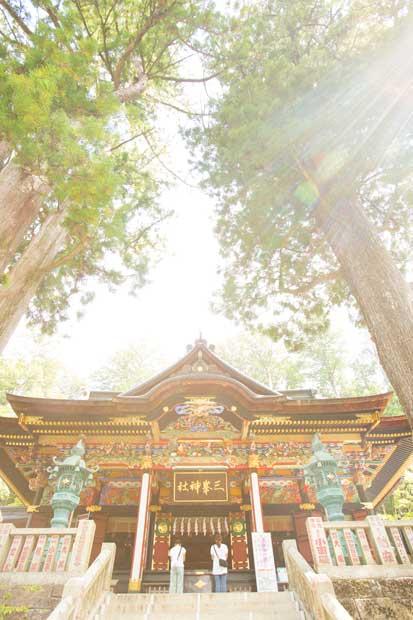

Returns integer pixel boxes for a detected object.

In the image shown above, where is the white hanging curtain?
[172,516,228,536]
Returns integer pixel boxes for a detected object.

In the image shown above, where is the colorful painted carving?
[164,414,237,436]
[259,478,302,504]
[100,479,141,505]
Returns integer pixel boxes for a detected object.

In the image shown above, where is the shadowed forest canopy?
[0,0,221,348]
[187,0,413,426]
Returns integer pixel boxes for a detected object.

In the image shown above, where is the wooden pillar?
[129,471,152,592]
[25,486,45,527]
[249,471,264,533]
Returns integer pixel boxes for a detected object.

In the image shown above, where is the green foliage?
[383,470,413,519]
[0,604,28,620]
[188,0,413,350]
[216,327,402,414]
[91,343,168,392]
[216,332,306,391]
[0,351,84,415]
[0,0,220,332]
[0,593,28,619]
[0,480,20,506]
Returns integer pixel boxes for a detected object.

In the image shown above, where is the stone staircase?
[94,591,305,619]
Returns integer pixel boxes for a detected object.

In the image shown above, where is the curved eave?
[6,388,393,422]
[366,413,412,439]
[0,416,34,444]
[121,342,280,397]
[262,391,393,416]
[116,373,286,412]
[6,392,118,418]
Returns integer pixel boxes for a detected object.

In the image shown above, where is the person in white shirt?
[210,534,228,592]
[168,537,186,593]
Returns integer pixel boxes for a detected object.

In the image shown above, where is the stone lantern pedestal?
[47,438,98,528]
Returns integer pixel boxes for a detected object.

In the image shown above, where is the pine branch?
[0,0,33,36]
[47,235,90,271]
[37,1,61,28]
[109,128,155,152]
[148,70,222,84]
[145,94,210,117]
[143,133,199,189]
[112,1,179,89]
[287,269,342,295]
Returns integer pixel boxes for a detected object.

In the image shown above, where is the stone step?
[104,614,301,620]
[108,604,299,615]
[107,593,296,609]
[101,609,302,620]
[97,591,304,620]
[113,591,295,603]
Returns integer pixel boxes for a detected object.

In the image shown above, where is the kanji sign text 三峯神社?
[173,472,228,502]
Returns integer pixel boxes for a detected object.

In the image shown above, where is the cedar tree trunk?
[0,163,49,272]
[0,210,67,351]
[314,196,413,429]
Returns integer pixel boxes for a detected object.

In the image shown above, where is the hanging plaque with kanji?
[173,471,228,502]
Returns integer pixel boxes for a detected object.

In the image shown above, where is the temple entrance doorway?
[177,534,231,570]
[170,514,232,570]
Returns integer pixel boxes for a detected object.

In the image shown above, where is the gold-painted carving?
[141,456,153,469]
[248,454,260,468]
[108,416,148,426]
[299,503,315,511]
[128,579,141,592]
[19,415,44,426]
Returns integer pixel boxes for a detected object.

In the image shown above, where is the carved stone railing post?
[47,542,116,620]
[282,539,351,620]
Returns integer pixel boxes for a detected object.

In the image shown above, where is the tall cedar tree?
[187,1,413,427]
[0,0,220,349]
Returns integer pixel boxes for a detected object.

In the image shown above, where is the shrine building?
[0,338,412,592]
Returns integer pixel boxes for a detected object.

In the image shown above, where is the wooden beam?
[0,447,35,506]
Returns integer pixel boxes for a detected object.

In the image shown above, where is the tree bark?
[0,210,67,352]
[0,163,49,273]
[116,73,148,103]
[314,196,413,428]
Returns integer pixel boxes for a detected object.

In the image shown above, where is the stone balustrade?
[282,539,351,620]
[306,515,413,578]
[47,542,116,620]
[0,519,96,584]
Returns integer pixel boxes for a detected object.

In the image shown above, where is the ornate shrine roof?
[2,338,404,440]
[0,338,411,507]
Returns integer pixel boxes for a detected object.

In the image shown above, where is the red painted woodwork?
[229,512,249,570]
[293,511,322,565]
[90,514,108,562]
[151,513,171,571]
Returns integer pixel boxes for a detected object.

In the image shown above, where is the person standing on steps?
[211,534,228,593]
[168,537,186,594]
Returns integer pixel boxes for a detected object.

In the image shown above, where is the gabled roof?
[119,338,281,398]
